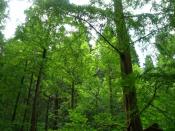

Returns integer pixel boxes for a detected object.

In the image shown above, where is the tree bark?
[30,48,47,131]
[113,0,143,131]
[20,73,33,131]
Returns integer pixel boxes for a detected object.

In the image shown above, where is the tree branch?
[68,14,122,54]
[130,24,169,44]
[139,84,159,115]
[151,104,174,121]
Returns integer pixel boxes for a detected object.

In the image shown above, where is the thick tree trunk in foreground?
[12,61,28,122]
[113,0,143,130]
[30,48,47,131]
[20,73,33,131]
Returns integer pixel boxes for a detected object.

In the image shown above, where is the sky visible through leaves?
[3,0,158,67]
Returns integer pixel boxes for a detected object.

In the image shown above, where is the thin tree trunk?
[45,97,50,131]
[71,80,75,109]
[11,61,28,122]
[108,67,113,114]
[53,94,59,130]
[20,73,34,131]
[95,87,100,113]
[113,0,143,131]
[30,48,47,131]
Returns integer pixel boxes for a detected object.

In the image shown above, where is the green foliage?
[93,113,113,127]
[0,0,175,130]
[64,110,88,129]
[0,0,6,26]
[144,55,154,70]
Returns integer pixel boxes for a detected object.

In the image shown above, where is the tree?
[1,0,175,130]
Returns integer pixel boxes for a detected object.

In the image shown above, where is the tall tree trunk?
[30,48,47,131]
[45,97,50,131]
[108,67,113,114]
[53,94,59,130]
[20,73,34,131]
[71,80,75,109]
[113,0,143,131]
[11,61,28,122]
[95,87,100,113]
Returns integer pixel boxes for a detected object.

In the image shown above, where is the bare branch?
[68,14,122,54]
[130,24,169,45]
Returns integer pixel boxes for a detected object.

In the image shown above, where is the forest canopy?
[0,0,175,131]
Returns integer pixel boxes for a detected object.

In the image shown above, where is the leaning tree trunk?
[113,0,143,131]
[12,61,28,122]
[20,73,33,131]
[30,48,47,131]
